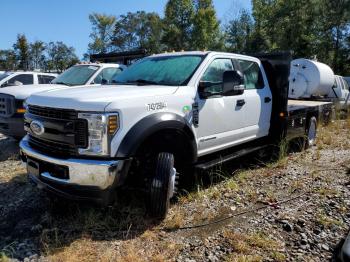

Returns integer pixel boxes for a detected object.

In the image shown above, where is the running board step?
[195,145,269,171]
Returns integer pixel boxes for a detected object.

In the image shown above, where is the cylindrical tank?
[289,59,335,99]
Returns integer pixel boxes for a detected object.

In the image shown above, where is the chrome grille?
[26,105,88,157]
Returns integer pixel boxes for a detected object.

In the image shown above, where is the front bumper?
[0,116,25,138]
[20,136,132,204]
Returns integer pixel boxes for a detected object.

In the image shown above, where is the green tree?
[113,11,163,53]
[162,0,194,51]
[88,13,117,54]
[29,41,46,70]
[0,50,17,70]
[251,0,350,74]
[13,34,30,70]
[46,42,79,72]
[225,9,254,53]
[318,0,350,74]
[192,0,221,50]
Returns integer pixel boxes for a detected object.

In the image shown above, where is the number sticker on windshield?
[146,102,167,111]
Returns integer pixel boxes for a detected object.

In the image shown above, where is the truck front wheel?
[306,116,317,148]
[148,152,177,218]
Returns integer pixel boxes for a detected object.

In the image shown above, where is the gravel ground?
[0,122,349,262]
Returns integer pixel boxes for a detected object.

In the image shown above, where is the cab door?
[235,59,272,139]
[195,58,247,156]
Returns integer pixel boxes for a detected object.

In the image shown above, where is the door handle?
[264,97,272,103]
[236,99,246,107]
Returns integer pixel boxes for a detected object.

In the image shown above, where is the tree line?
[1,0,349,74]
[87,0,350,75]
[0,34,79,72]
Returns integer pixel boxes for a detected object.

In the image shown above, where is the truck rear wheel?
[306,117,317,148]
[148,152,177,218]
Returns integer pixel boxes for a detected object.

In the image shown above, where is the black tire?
[148,152,175,218]
[305,116,317,149]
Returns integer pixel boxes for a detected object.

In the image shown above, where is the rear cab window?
[236,59,264,90]
[38,75,55,84]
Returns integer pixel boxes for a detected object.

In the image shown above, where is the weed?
[270,251,287,262]
[225,254,263,262]
[0,252,9,262]
[164,207,185,229]
[317,212,343,228]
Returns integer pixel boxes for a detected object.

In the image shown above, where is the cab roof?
[150,51,257,61]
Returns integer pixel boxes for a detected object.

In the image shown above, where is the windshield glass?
[0,73,10,82]
[52,65,100,86]
[113,55,204,86]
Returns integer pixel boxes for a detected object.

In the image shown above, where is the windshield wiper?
[54,81,72,86]
[127,79,159,85]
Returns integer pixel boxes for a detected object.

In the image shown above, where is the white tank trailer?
[289,58,335,99]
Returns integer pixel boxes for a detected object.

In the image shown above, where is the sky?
[0,0,251,59]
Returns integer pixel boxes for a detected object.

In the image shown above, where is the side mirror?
[223,70,244,96]
[198,81,222,99]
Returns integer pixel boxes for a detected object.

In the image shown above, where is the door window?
[237,60,264,89]
[200,59,234,95]
[8,74,34,85]
[94,68,123,84]
[38,75,55,84]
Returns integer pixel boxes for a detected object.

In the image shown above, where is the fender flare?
[116,112,197,162]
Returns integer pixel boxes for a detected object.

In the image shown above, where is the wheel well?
[136,129,196,165]
[125,129,197,187]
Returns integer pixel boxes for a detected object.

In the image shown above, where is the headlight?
[77,112,119,156]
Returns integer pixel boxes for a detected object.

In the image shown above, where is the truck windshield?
[52,65,100,86]
[0,73,11,81]
[113,55,204,86]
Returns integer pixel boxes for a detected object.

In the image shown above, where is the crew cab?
[0,71,57,87]
[0,63,126,139]
[20,51,332,218]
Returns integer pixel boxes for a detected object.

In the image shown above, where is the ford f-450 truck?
[20,51,332,218]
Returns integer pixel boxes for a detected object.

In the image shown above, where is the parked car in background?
[0,71,57,88]
[332,75,350,111]
[0,63,126,139]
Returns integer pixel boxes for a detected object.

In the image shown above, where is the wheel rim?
[308,121,316,146]
[168,167,177,198]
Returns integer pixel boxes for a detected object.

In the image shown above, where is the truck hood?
[27,84,179,111]
[0,84,65,100]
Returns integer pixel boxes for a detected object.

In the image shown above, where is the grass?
[0,252,9,262]
[223,230,284,261]
[316,209,344,229]
[314,186,339,198]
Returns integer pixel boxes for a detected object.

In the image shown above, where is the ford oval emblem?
[30,120,45,136]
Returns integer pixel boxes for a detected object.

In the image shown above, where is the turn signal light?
[17,108,26,114]
[108,115,119,135]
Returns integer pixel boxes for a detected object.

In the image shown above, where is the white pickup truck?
[20,51,333,218]
[0,63,126,138]
[0,71,57,87]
